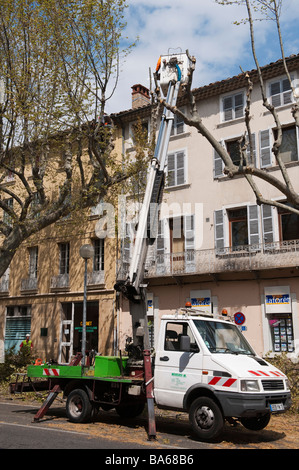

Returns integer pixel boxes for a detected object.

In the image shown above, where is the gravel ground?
[1,385,298,449]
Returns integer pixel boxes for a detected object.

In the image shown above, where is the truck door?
[154,321,202,409]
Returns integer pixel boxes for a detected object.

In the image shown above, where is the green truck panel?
[27,356,130,381]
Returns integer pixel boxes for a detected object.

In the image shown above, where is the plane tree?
[159,0,299,217]
[0,0,137,278]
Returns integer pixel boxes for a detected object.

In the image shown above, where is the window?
[268,314,294,352]
[275,126,298,163]
[214,134,256,178]
[222,92,244,122]
[193,319,254,354]
[269,76,293,107]
[93,238,104,271]
[59,242,70,275]
[28,247,38,278]
[260,125,299,168]
[278,203,299,241]
[165,322,198,352]
[166,151,186,187]
[170,112,184,136]
[3,197,13,226]
[228,208,248,249]
[214,205,260,252]
[226,139,241,166]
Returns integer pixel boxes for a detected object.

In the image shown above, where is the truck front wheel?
[66,389,92,423]
[189,396,224,441]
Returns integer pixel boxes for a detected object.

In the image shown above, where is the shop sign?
[190,290,211,314]
[265,286,291,313]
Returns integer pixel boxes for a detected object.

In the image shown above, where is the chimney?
[131,84,150,109]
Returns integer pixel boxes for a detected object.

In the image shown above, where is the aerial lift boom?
[115,52,192,438]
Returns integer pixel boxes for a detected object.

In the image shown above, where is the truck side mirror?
[179,335,191,352]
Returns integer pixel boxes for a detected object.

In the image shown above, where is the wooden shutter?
[167,153,175,187]
[262,204,275,246]
[260,129,272,168]
[176,151,185,185]
[246,133,257,166]
[214,209,225,253]
[184,215,195,270]
[247,205,260,250]
[214,143,224,178]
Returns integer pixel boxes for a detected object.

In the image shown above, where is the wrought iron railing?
[117,239,299,280]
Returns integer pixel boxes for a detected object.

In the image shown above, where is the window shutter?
[214,144,224,178]
[246,133,257,166]
[184,215,195,250]
[234,93,244,118]
[247,205,260,250]
[167,153,175,187]
[282,78,292,105]
[156,220,164,254]
[184,215,195,270]
[260,129,272,168]
[176,151,185,185]
[214,209,225,253]
[166,151,185,186]
[223,96,233,121]
[270,81,281,107]
[262,204,274,246]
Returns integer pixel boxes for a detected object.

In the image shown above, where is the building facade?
[1,54,299,363]
[0,129,124,363]
[114,54,299,359]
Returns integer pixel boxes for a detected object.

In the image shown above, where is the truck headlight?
[285,379,290,390]
[241,380,260,392]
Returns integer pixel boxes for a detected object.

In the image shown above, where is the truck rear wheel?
[189,396,224,441]
[66,389,92,423]
[240,413,271,431]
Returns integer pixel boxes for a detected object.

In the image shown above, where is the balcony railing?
[141,239,299,279]
[87,270,105,287]
[50,273,69,290]
[0,278,9,293]
[21,277,38,291]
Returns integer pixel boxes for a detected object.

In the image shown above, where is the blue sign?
[234,312,245,326]
[266,294,290,305]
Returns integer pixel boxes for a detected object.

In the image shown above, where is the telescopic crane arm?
[115,52,193,440]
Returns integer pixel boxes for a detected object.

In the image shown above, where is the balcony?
[50,273,69,291]
[0,278,9,294]
[142,239,299,279]
[21,277,38,293]
[87,270,105,289]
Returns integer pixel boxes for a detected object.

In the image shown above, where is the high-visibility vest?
[21,340,32,349]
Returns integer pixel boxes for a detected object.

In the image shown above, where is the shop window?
[268,315,294,353]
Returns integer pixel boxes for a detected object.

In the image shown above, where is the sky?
[106,0,299,113]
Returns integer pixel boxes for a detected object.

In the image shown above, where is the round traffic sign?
[234,312,245,325]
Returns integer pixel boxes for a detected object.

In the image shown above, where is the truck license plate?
[270,403,284,412]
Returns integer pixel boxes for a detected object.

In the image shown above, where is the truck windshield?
[193,319,255,355]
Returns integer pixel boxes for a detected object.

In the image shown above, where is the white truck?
[153,308,291,441]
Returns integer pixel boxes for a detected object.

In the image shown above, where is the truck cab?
[154,309,292,441]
